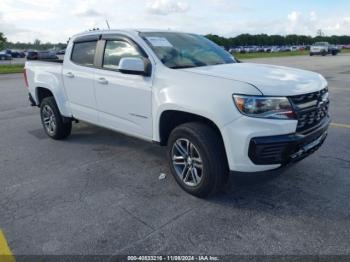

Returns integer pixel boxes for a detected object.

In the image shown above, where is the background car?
[13,51,26,58]
[27,51,59,60]
[26,51,39,60]
[310,42,339,56]
[38,51,59,60]
[0,52,13,60]
[2,49,25,58]
[290,46,299,52]
[56,49,66,55]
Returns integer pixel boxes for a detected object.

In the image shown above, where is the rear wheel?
[167,122,229,198]
[40,97,72,140]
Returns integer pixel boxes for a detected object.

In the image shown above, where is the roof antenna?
[106,20,110,30]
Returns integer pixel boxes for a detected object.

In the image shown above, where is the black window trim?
[69,33,152,76]
[73,34,101,44]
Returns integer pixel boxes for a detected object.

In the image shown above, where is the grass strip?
[0,64,24,74]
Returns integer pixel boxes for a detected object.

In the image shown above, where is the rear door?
[63,35,99,123]
[93,35,153,140]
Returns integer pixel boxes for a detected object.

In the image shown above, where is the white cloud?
[310,11,317,21]
[146,0,189,15]
[2,10,57,23]
[288,11,301,23]
[205,0,242,11]
[16,0,60,8]
[0,0,349,43]
[283,11,350,36]
[0,12,30,40]
[73,9,104,17]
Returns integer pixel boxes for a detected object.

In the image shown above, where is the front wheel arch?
[158,110,224,147]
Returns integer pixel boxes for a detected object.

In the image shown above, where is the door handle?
[97,77,108,85]
[65,72,74,78]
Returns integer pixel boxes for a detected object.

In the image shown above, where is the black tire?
[40,96,72,140]
[309,52,313,56]
[167,122,229,198]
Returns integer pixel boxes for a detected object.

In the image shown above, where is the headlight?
[233,95,296,119]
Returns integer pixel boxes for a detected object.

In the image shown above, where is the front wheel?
[167,122,229,198]
[40,97,72,140]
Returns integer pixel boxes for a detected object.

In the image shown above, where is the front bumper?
[310,50,328,55]
[249,117,330,166]
[221,115,330,173]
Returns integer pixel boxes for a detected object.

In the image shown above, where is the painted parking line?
[0,230,15,262]
[331,123,350,129]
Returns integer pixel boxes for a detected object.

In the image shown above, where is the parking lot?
[0,55,65,65]
[0,54,349,257]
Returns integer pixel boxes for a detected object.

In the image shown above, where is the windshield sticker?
[146,37,173,47]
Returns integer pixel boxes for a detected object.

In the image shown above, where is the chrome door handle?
[97,77,108,85]
[65,72,74,78]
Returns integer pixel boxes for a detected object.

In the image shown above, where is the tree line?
[0,32,6,50]
[205,34,350,48]
[3,39,67,51]
[0,33,67,51]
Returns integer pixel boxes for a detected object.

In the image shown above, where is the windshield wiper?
[210,61,236,66]
[169,65,197,69]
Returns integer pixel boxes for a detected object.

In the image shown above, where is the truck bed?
[25,60,65,106]
[25,60,63,78]
[37,59,64,63]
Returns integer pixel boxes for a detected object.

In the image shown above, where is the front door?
[94,38,153,140]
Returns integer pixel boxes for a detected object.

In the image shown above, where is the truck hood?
[183,63,327,96]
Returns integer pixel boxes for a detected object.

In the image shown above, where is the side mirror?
[119,57,150,76]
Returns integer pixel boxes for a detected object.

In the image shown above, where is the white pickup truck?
[310,42,339,56]
[24,29,330,197]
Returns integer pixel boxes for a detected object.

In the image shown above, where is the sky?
[1,0,350,43]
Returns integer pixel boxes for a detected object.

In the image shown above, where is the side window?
[103,40,142,70]
[71,41,97,66]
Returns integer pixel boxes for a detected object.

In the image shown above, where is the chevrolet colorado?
[24,30,330,197]
[310,42,339,56]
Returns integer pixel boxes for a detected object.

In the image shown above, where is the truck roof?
[71,29,185,39]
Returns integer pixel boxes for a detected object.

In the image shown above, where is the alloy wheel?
[171,138,203,187]
[42,105,56,135]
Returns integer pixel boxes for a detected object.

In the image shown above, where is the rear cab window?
[71,41,97,66]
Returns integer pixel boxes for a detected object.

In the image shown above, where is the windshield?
[140,32,236,69]
[314,42,327,46]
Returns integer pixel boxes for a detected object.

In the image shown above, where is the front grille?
[289,88,329,133]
